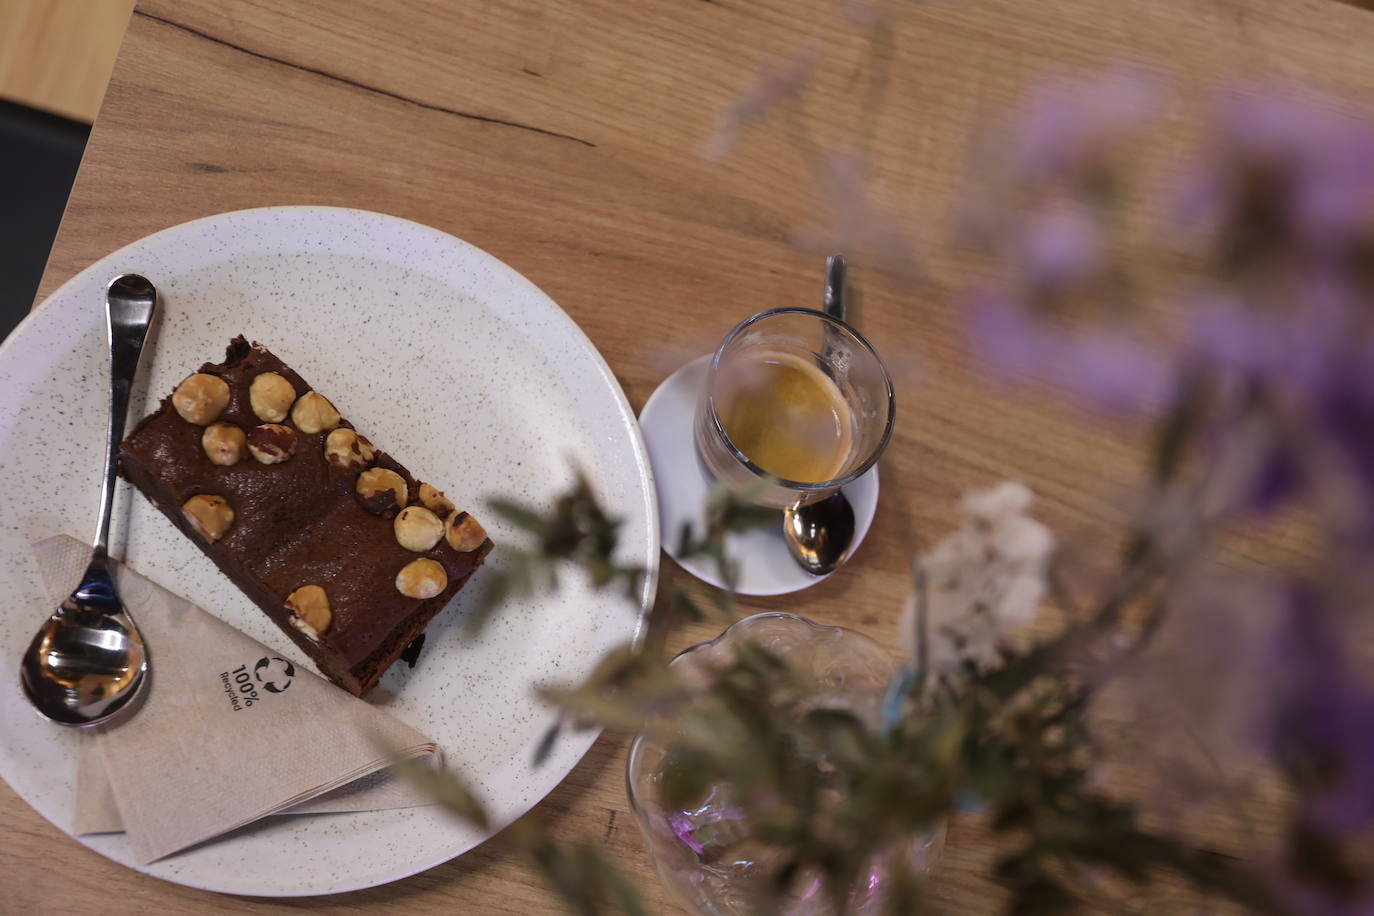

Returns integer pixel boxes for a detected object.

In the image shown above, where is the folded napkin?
[34,535,439,864]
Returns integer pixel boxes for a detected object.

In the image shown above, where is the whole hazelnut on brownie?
[356,467,408,515]
[291,391,341,434]
[446,512,488,553]
[249,371,296,422]
[201,422,247,466]
[418,483,455,517]
[285,585,332,638]
[396,558,447,599]
[182,494,234,542]
[324,428,375,470]
[247,423,298,464]
[394,506,444,552]
[172,373,230,425]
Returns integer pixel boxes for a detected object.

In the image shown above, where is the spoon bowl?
[19,273,157,727]
[781,254,861,577]
[21,564,147,725]
[783,488,857,576]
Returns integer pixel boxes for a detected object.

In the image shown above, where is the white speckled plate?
[0,207,658,895]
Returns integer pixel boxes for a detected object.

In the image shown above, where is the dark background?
[0,97,88,342]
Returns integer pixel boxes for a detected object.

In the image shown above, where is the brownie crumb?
[400,634,426,669]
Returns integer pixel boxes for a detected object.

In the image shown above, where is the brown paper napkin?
[34,535,439,864]
[72,741,437,834]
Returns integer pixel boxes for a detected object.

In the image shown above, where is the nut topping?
[172,373,230,425]
[356,467,408,516]
[445,512,488,553]
[324,428,375,471]
[291,391,341,434]
[247,423,298,464]
[182,494,234,542]
[201,422,247,466]
[285,585,332,636]
[394,506,444,552]
[418,483,455,517]
[395,558,447,599]
[249,371,296,422]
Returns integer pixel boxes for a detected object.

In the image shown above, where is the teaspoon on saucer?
[782,254,860,576]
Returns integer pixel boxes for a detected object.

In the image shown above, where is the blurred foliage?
[393,452,1284,914]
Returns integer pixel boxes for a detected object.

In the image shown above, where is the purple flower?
[1007,68,1162,184]
[1188,280,1374,517]
[704,48,817,160]
[961,71,1171,413]
[1280,888,1374,916]
[1254,585,1374,914]
[1265,586,1374,836]
[669,811,707,855]
[1017,200,1104,292]
[1180,91,1374,259]
[969,294,1174,412]
[969,76,1374,528]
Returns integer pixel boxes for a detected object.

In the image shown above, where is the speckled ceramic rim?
[0,206,660,896]
[704,307,896,492]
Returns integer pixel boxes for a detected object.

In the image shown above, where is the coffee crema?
[716,350,854,483]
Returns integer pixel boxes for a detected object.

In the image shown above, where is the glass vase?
[626,613,944,915]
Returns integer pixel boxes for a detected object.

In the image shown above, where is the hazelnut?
[249,372,296,422]
[324,428,376,470]
[182,494,234,542]
[356,467,408,515]
[394,506,444,552]
[201,422,247,466]
[396,558,447,599]
[291,391,341,434]
[172,373,230,425]
[418,483,455,517]
[285,585,332,636]
[247,423,298,464]
[446,512,488,552]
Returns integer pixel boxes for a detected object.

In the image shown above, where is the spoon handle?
[93,275,158,561]
[823,253,847,320]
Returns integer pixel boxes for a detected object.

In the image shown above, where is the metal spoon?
[20,274,157,726]
[783,254,859,576]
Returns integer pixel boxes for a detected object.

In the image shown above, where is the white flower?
[899,482,1055,676]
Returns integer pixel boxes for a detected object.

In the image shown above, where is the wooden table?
[6,0,1372,911]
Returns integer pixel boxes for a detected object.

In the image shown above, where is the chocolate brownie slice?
[119,337,493,695]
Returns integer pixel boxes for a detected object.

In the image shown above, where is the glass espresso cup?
[694,307,895,509]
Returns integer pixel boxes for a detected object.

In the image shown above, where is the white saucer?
[638,355,879,596]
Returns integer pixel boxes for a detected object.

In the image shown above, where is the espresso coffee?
[716,350,854,483]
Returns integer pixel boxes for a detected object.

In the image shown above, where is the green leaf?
[1007,875,1078,915]
[720,502,778,533]
[801,707,871,767]
[594,851,651,916]
[674,589,709,621]
[660,744,721,810]
[532,720,562,767]
[487,498,549,533]
[378,749,490,831]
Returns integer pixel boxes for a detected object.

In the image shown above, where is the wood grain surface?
[9,0,1374,912]
[0,0,133,122]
